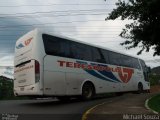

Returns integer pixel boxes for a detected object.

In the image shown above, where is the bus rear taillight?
[35,60,40,83]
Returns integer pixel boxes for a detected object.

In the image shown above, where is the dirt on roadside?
[150,85,160,93]
[85,86,160,120]
[85,93,158,120]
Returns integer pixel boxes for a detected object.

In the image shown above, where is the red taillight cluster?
[35,60,40,83]
[35,60,40,74]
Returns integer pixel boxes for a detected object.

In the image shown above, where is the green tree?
[0,77,14,100]
[106,0,160,56]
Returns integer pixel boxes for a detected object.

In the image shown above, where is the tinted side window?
[92,47,106,63]
[101,49,109,64]
[61,41,71,57]
[131,58,141,69]
[70,42,92,61]
[42,34,70,57]
[121,55,133,68]
[140,59,149,81]
[120,55,141,69]
[108,51,121,66]
[83,45,92,61]
[140,59,146,71]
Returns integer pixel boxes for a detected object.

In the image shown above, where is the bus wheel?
[138,83,143,94]
[82,82,95,100]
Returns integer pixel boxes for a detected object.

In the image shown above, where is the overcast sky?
[0,0,159,68]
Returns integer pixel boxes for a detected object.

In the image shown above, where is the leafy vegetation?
[0,76,15,100]
[149,74,160,86]
[148,94,160,112]
[151,66,160,75]
[106,0,160,56]
[0,76,28,100]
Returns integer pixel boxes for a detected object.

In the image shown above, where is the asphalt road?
[86,93,158,120]
[0,96,121,120]
[0,93,154,120]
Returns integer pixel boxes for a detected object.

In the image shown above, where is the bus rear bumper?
[14,84,43,96]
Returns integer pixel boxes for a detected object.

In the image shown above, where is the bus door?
[140,60,149,82]
[43,56,66,95]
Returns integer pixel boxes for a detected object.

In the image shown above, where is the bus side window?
[70,42,92,61]
[108,51,121,66]
[43,34,61,56]
[120,55,133,68]
[140,59,149,81]
[140,60,147,71]
[92,47,106,63]
[131,58,141,70]
[60,41,71,58]
[70,42,79,59]
[101,49,109,64]
[43,34,71,58]
[82,45,92,61]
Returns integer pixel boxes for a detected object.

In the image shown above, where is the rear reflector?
[35,60,40,83]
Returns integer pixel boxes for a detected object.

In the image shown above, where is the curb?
[82,102,106,120]
[145,96,159,114]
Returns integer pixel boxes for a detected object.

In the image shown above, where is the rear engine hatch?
[14,60,35,87]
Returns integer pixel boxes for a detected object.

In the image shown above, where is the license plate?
[20,87,24,91]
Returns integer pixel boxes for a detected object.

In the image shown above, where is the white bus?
[14,29,150,100]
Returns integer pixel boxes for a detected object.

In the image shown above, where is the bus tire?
[81,82,95,100]
[138,83,143,94]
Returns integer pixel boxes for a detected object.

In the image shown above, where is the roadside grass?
[148,94,160,112]
[149,74,160,86]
